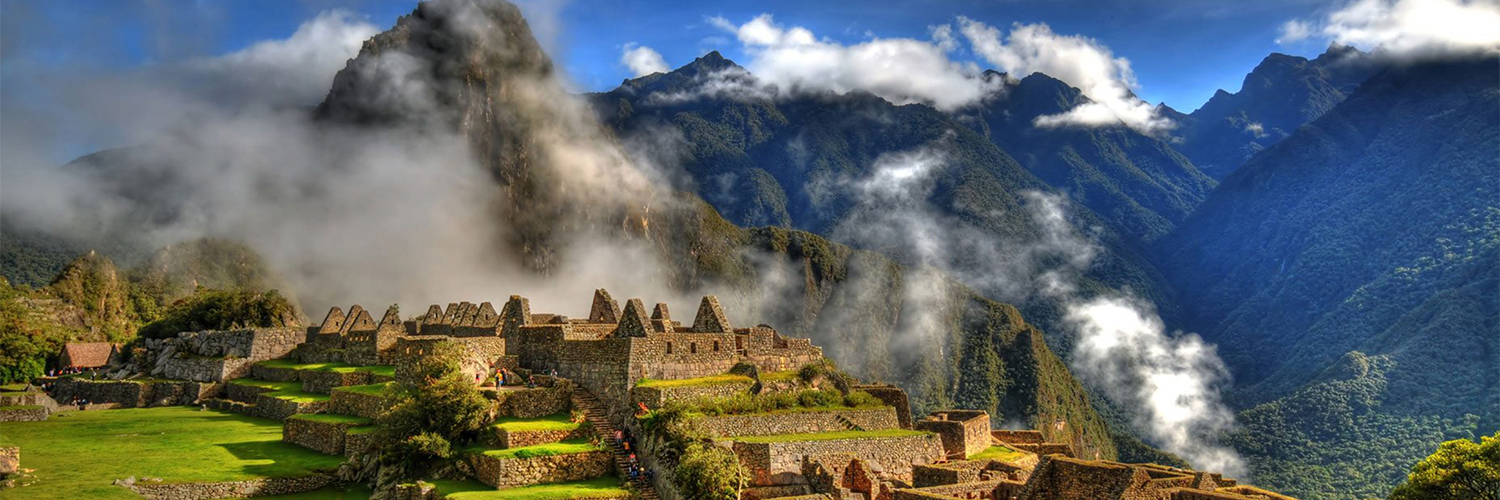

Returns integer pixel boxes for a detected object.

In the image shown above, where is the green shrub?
[675,443,747,500]
[378,341,490,480]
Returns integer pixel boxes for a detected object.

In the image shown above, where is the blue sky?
[2,0,1343,112]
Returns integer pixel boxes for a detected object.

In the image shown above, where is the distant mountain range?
[2,4,1494,498]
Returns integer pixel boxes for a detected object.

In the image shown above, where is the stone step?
[570,390,659,500]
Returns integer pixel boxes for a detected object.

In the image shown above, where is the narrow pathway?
[570,389,661,500]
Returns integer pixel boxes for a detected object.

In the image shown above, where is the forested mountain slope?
[958,72,1215,245]
[1157,55,1499,497]
[1165,44,1378,179]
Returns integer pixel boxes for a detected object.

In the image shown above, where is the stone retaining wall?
[0,405,48,422]
[732,433,944,486]
[252,395,326,420]
[489,427,590,449]
[250,365,302,382]
[692,408,901,438]
[344,430,378,459]
[300,371,370,394]
[283,417,366,455]
[125,474,336,500]
[0,446,17,476]
[141,328,305,382]
[329,389,389,419]
[915,410,991,459]
[49,378,211,408]
[630,381,753,409]
[466,450,613,489]
[493,383,573,419]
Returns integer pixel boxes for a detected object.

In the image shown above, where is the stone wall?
[489,427,590,449]
[252,394,326,420]
[630,381,753,409]
[250,364,302,382]
[691,408,901,438]
[0,405,46,422]
[344,430,378,459]
[283,416,365,455]
[914,460,990,487]
[300,370,371,394]
[493,383,573,419]
[1016,456,1150,500]
[907,479,1003,499]
[125,474,336,500]
[142,328,305,382]
[329,389,389,419]
[915,410,992,459]
[732,432,944,486]
[0,446,16,476]
[466,450,613,489]
[47,378,207,407]
[856,385,913,429]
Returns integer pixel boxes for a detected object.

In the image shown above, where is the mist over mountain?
[2,1,1497,498]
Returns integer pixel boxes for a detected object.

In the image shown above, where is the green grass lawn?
[287,413,371,425]
[469,438,602,459]
[969,444,1027,462]
[432,477,630,499]
[1,382,28,391]
[758,369,801,382]
[0,406,345,500]
[229,379,303,391]
[491,412,580,432]
[634,374,753,389]
[730,428,931,444]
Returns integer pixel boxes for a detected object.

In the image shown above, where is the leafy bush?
[1388,432,1499,500]
[378,341,490,479]
[137,289,299,339]
[675,443,747,500]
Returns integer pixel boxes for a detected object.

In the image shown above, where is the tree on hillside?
[1389,432,1500,500]
[378,341,490,479]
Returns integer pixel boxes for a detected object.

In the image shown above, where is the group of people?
[484,366,561,388]
[614,429,654,485]
[46,367,94,378]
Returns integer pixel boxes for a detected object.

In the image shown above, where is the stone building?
[300,289,822,411]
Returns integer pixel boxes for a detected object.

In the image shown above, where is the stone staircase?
[570,389,660,500]
[835,414,866,432]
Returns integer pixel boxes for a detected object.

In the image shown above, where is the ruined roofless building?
[302,290,822,405]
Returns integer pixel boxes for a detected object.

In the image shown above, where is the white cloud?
[1244,122,1266,137]
[1276,19,1314,44]
[189,10,378,105]
[620,43,670,77]
[708,14,998,111]
[1285,0,1500,56]
[957,18,1174,135]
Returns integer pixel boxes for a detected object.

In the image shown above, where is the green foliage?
[378,340,490,479]
[1228,352,1486,500]
[476,439,601,459]
[137,289,298,339]
[1389,433,1500,500]
[674,443,748,500]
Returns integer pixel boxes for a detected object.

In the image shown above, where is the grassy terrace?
[433,477,629,500]
[228,379,329,403]
[0,406,344,500]
[469,438,603,459]
[333,382,393,396]
[288,413,372,425]
[255,359,395,377]
[1,404,41,411]
[634,374,753,389]
[729,428,931,444]
[758,369,801,382]
[491,412,580,432]
[970,444,1027,462]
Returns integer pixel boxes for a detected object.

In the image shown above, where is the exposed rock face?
[315,0,662,271]
[0,446,16,477]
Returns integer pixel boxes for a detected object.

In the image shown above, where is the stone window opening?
[713,341,720,352]
[666,342,673,354]
[690,343,698,354]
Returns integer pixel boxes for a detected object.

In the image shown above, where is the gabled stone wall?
[916,410,992,459]
[466,450,613,489]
